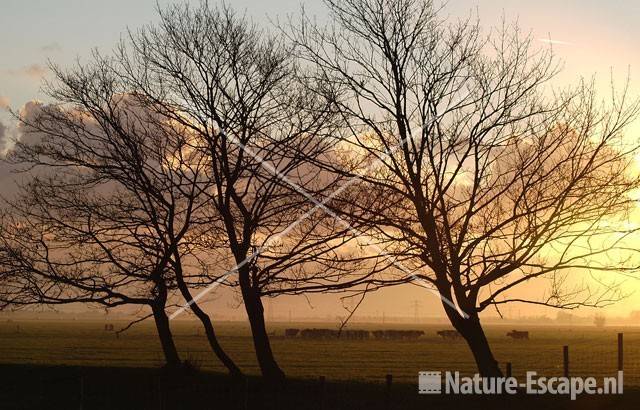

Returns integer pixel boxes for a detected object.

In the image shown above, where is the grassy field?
[1,320,638,385]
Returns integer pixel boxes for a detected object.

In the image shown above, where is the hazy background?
[1,0,640,322]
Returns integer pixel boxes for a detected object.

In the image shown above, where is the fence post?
[38,374,43,407]
[618,333,624,372]
[157,376,164,410]
[319,376,326,410]
[79,375,84,410]
[243,377,249,410]
[505,362,512,378]
[385,374,392,410]
[563,345,569,378]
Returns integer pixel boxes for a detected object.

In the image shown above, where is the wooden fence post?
[506,362,512,378]
[243,377,249,410]
[385,374,392,409]
[79,375,84,410]
[319,376,326,410]
[156,375,164,410]
[563,345,569,378]
[618,333,624,372]
[38,374,44,407]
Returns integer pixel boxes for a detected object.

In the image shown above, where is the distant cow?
[371,330,424,340]
[340,330,370,340]
[300,328,339,339]
[437,330,461,340]
[372,330,385,340]
[284,328,300,338]
[506,330,529,340]
[405,330,425,340]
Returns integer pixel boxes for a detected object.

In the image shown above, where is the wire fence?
[495,333,632,384]
[1,329,640,408]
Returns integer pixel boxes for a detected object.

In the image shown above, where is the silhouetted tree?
[0,88,239,374]
[116,2,394,383]
[291,0,640,376]
[1,1,392,383]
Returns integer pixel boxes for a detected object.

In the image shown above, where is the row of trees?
[1,0,639,380]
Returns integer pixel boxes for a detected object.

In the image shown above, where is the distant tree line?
[1,0,639,381]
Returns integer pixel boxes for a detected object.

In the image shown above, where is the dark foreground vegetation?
[0,364,637,410]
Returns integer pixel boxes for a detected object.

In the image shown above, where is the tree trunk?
[457,316,502,377]
[174,274,242,376]
[151,303,181,369]
[442,302,502,377]
[239,268,285,383]
[199,313,243,377]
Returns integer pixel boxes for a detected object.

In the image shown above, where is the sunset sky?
[1,0,640,320]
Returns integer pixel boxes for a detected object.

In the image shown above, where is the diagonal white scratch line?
[169,190,347,320]
[171,124,469,320]
[169,259,248,320]
[221,130,470,319]
[170,141,370,320]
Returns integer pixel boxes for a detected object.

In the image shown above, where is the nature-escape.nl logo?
[418,370,624,400]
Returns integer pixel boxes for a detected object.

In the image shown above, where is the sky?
[1,0,640,108]
[1,0,640,320]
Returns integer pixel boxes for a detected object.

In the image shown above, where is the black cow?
[506,330,529,340]
[437,330,461,340]
[285,328,300,338]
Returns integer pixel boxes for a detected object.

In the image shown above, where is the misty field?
[1,320,639,386]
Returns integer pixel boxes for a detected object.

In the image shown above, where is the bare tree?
[0,82,239,374]
[113,2,403,382]
[1,1,393,383]
[291,0,640,376]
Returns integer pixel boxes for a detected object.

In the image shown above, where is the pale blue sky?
[1,0,639,111]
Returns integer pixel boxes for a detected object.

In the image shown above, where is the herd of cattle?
[284,328,530,340]
[436,329,529,340]
[284,328,425,340]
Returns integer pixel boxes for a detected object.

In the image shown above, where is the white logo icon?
[419,371,442,394]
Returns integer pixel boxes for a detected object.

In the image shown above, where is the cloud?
[0,101,50,194]
[6,64,48,79]
[0,120,10,183]
[0,119,20,197]
[0,121,6,143]
[0,96,9,109]
[0,120,11,157]
[0,100,50,153]
[41,42,62,52]
[16,100,47,146]
[0,115,16,154]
